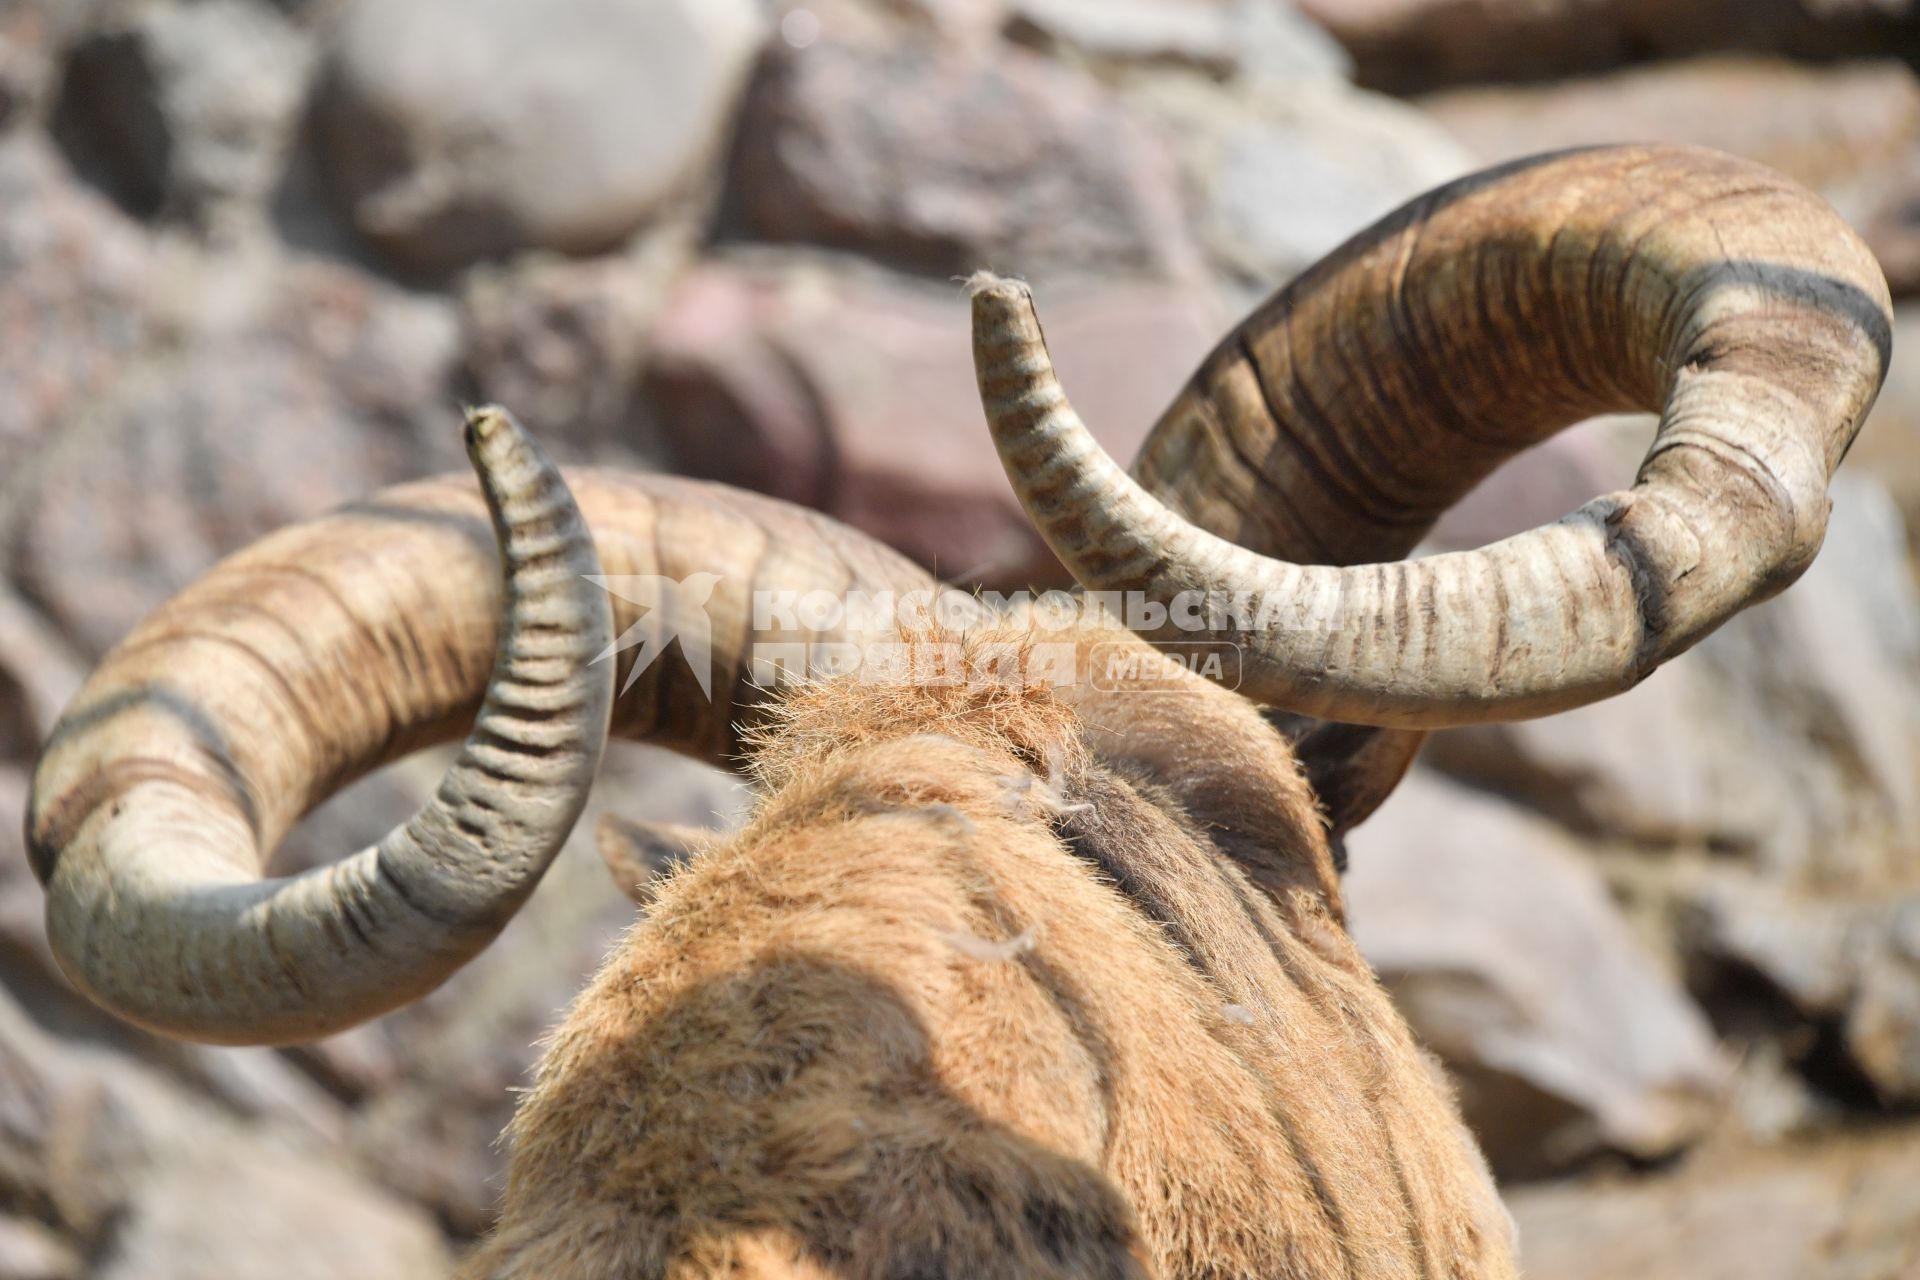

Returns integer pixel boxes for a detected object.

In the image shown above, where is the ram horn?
[972,145,1892,728]
[28,408,938,1044]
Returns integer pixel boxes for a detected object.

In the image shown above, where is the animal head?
[19,143,1893,1276]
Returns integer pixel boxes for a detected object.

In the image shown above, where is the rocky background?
[0,0,1918,1276]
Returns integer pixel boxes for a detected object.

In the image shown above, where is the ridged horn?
[28,409,938,1044]
[972,145,1892,728]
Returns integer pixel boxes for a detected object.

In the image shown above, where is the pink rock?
[645,257,1224,589]
[727,30,1204,283]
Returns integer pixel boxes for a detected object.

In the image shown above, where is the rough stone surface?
[1422,57,1920,295]
[12,254,460,656]
[1422,57,1920,192]
[0,1,54,131]
[1296,0,1920,92]
[1852,306,1920,536]
[727,30,1203,282]
[871,0,1008,44]
[0,585,81,762]
[0,1215,78,1280]
[644,255,1223,588]
[1134,76,1471,298]
[460,252,670,467]
[93,1146,449,1280]
[1693,878,1920,1103]
[1005,0,1351,81]
[1344,769,1728,1176]
[0,766,52,981]
[0,986,449,1278]
[0,133,155,508]
[1429,441,1920,888]
[1426,435,1920,1113]
[316,0,762,276]
[49,0,311,231]
[1508,1128,1920,1280]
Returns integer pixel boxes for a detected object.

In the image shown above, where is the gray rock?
[1006,0,1350,82]
[0,767,53,981]
[94,1143,448,1280]
[49,0,311,231]
[1129,76,1470,299]
[1508,1125,1920,1280]
[0,1,52,131]
[1421,57,1920,297]
[1344,769,1728,1176]
[726,30,1204,282]
[644,254,1223,590]
[1852,306,1920,541]
[0,985,447,1273]
[1296,0,1920,93]
[1380,423,1920,1113]
[1421,56,1920,194]
[1428,439,1920,890]
[0,1215,78,1280]
[317,0,762,277]
[0,134,156,524]
[852,0,1007,44]
[1695,878,1920,1103]
[460,251,675,467]
[0,585,83,762]
[12,253,460,656]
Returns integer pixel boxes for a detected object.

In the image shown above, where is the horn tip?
[965,270,1028,302]
[967,272,1047,361]
[462,402,518,452]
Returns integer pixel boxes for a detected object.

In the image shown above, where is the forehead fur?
[743,629,1088,793]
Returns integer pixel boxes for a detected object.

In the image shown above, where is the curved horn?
[972,145,1892,728]
[29,410,938,1045]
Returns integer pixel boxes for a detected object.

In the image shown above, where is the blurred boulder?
[1508,1126,1920,1280]
[1857,151,1920,296]
[1004,0,1350,82]
[1421,57,1920,295]
[0,586,82,762]
[0,133,155,500]
[726,29,1203,282]
[0,768,51,981]
[1428,433,1920,889]
[1424,427,1920,1110]
[460,252,670,467]
[1295,0,1920,93]
[0,985,448,1277]
[0,1216,77,1280]
[860,0,1007,45]
[0,1,54,131]
[644,254,1222,588]
[93,1145,448,1280]
[316,0,762,278]
[49,0,311,231]
[1344,769,1728,1177]
[1421,57,1920,192]
[1852,306,1920,540]
[1694,879,1920,1103]
[1128,75,1470,299]
[12,255,460,656]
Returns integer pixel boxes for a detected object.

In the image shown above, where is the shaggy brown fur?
[463,634,1514,1279]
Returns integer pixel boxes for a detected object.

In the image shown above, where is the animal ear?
[595,815,708,904]
[1267,714,1426,846]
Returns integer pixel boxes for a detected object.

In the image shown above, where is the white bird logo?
[586,573,724,701]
